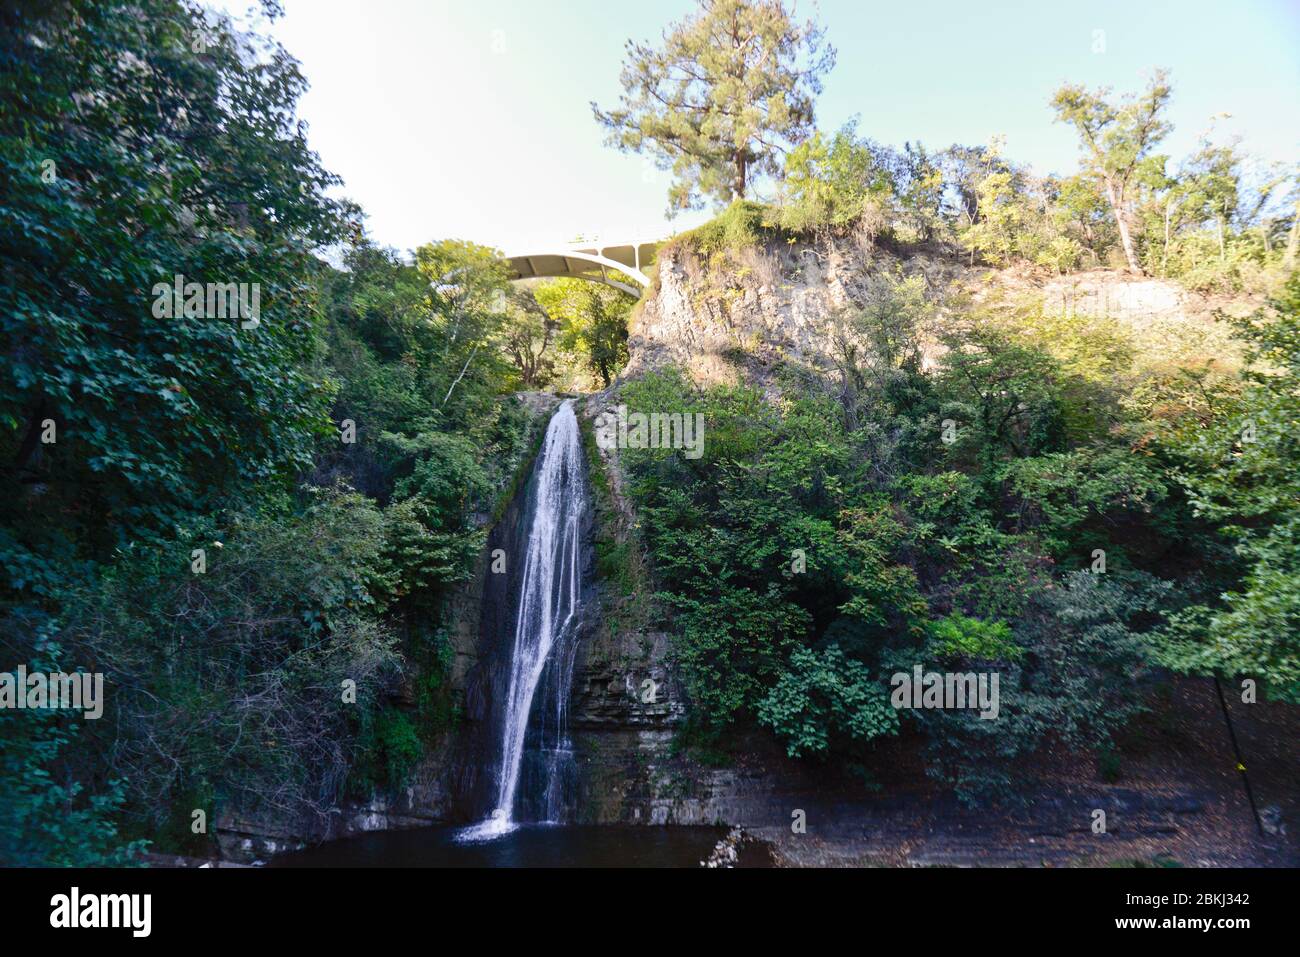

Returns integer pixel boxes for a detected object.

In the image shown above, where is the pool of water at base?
[270,824,730,868]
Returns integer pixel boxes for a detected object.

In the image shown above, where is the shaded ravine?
[460,399,589,840]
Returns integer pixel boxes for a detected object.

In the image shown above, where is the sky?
[212,0,1299,256]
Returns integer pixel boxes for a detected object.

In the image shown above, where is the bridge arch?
[503,240,662,297]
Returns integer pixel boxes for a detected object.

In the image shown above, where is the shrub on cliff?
[777,122,896,235]
[1154,278,1300,702]
[616,273,1224,800]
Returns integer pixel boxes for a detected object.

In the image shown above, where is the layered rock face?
[626,235,1240,395]
[565,604,830,827]
[624,235,878,388]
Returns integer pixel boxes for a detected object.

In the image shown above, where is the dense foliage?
[616,268,1290,801]
[0,1,541,864]
[2,0,1295,865]
[1154,278,1300,702]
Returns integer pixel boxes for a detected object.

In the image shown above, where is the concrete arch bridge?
[502,239,664,297]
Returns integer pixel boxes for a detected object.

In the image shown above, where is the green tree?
[960,170,1025,265]
[937,327,1065,462]
[1051,69,1173,274]
[778,121,895,232]
[1164,139,1242,276]
[895,142,946,241]
[1156,279,1300,701]
[497,288,558,388]
[534,278,633,387]
[1054,172,1115,266]
[414,239,517,411]
[0,638,145,866]
[942,142,1010,233]
[0,0,352,600]
[0,1,540,863]
[592,0,834,212]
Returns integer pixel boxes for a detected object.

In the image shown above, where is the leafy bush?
[0,697,144,866]
[778,123,895,233]
[759,645,899,758]
[928,613,1022,663]
[672,200,775,257]
[1155,279,1300,701]
[350,708,424,797]
[53,492,404,843]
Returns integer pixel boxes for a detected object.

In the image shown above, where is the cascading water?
[460,400,587,840]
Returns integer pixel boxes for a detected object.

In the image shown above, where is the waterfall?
[460,400,587,840]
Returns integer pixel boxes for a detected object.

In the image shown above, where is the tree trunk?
[1104,178,1143,274]
[1284,198,1300,269]
[1170,198,1180,276]
[733,152,746,201]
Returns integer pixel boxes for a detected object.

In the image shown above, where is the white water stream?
[459,400,585,840]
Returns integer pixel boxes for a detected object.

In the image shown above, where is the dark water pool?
[271,824,728,868]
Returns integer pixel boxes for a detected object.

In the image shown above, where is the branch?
[441,342,480,408]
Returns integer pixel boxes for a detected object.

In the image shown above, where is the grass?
[665,200,781,258]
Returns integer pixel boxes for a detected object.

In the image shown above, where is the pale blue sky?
[214,0,1299,255]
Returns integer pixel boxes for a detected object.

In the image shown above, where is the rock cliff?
[626,234,1248,394]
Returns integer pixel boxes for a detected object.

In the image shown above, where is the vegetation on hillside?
[0,0,541,863]
[1,0,1294,865]
[618,273,1299,799]
[661,103,1296,294]
[611,4,1295,293]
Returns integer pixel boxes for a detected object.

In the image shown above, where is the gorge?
[6,0,1299,889]
[224,231,1298,869]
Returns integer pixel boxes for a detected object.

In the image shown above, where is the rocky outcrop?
[625,235,1240,392]
[625,236,873,388]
